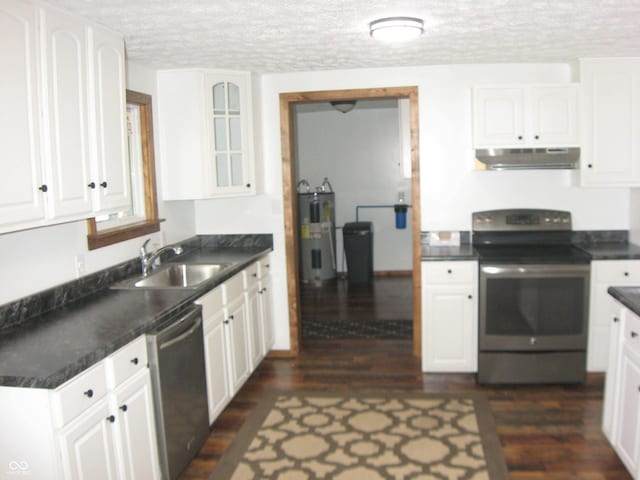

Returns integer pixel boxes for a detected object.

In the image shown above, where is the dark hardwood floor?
[179,277,630,480]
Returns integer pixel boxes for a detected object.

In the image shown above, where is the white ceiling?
[45,0,640,73]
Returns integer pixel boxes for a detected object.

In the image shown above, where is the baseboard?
[335,270,412,279]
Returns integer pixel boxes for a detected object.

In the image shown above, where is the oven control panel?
[472,209,571,231]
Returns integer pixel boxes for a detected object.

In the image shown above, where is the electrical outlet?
[74,254,86,277]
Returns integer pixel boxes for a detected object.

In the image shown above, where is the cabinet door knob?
[83,389,94,398]
[534,135,540,140]
[100,181,108,188]
[119,404,128,412]
[588,164,593,169]
[130,357,139,365]
[468,294,473,299]
[38,184,48,192]
[447,269,452,274]
[624,272,630,277]
[631,331,638,338]
[613,317,620,323]
[223,319,230,325]
[106,415,115,423]
[246,183,251,188]
[229,315,234,320]
[87,182,96,189]
[517,135,523,140]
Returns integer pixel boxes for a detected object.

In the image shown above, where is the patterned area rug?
[210,391,508,480]
[301,319,413,339]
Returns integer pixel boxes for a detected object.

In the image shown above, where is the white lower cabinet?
[421,261,478,372]
[588,260,640,371]
[0,336,159,480]
[604,301,640,478]
[196,257,273,426]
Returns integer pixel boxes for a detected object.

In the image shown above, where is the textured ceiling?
[45,0,640,73]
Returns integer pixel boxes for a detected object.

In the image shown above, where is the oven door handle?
[480,264,590,276]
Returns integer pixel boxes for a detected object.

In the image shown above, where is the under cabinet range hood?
[475,147,580,170]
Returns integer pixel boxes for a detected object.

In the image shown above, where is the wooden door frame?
[279,86,422,357]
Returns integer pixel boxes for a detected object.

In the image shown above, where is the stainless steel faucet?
[140,239,184,276]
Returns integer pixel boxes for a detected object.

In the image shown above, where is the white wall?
[191,63,631,351]
[294,102,412,272]
[0,62,196,305]
[630,189,640,244]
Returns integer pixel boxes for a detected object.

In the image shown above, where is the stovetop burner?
[472,209,591,264]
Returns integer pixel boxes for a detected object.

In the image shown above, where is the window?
[86,90,162,249]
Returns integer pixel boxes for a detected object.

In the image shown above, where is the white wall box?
[158,69,255,200]
[589,260,640,371]
[0,336,160,480]
[472,84,579,148]
[580,58,640,186]
[421,261,478,372]
[0,0,129,234]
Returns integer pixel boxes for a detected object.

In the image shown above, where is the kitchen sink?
[113,263,231,289]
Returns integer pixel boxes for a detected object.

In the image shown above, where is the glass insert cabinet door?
[210,78,251,191]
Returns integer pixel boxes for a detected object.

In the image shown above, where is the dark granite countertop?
[421,244,478,261]
[609,286,640,317]
[0,240,271,389]
[576,242,640,260]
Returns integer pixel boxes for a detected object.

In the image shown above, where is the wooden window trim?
[87,90,162,250]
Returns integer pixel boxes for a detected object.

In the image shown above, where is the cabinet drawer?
[257,256,271,278]
[105,336,148,389]
[195,286,223,314]
[623,310,640,355]
[243,262,259,289]
[423,261,476,284]
[52,362,107,427]
[593,260,640,284]
[223,272,244,304]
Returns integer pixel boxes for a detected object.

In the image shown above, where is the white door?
[259,275,274,353]
[473,87,525,147]
[422,285,477,372]
[226,299,250,393]
[111,370,161,480]
[614,345,640,475]
[246,285,263,369]
[204,310,232,424]
[58,399,118,480]
[91,26,130,212]
[529,86,579,146]
[42,8,93,219]
[0,1,46,227]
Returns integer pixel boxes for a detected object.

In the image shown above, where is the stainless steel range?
[472,209,591,384]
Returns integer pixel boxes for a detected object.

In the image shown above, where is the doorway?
[279,87,421,356]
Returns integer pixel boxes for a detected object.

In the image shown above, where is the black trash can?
[343,222,373,283]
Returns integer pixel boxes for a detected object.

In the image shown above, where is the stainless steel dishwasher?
[147,305,209,480]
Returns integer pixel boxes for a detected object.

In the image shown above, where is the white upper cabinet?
[580,58,640,186]
[0,1,129,234]
[42,7,94,219]
[90,26,130,212]
[158,69,255,200]
[0,1,46,227]
[473,84,579,148]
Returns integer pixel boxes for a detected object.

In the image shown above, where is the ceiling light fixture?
[369,17,424,43]
[330,100,357,114]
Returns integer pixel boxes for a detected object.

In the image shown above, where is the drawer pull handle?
[632,331,638,338]
[130,357,139,365]
[106,415,115,423]
[84,389,94,398]
[120,404,128,412]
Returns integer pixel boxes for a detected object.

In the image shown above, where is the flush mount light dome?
[330,100,356,114]
[369,17,424,43]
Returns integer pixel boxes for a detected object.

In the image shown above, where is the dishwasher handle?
[156,307,203,351]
